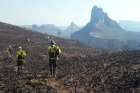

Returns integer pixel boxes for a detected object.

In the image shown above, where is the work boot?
[53,73,56,78]
[54,74,56,78]
[49,72,53,78]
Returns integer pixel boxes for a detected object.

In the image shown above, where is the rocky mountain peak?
[66,22,79,32]
[90,6,120,28]
[91,6,106,23]
[69,22,77,27]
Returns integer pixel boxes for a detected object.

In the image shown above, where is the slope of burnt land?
[0,22,140,93]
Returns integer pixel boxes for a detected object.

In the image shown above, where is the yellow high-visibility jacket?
[16,49,27,59]
[48,44,62,58]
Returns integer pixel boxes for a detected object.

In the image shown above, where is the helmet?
[50,40,56,45]
[18,46,22,49]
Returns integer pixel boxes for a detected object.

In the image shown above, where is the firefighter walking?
[48,40,62,78]
[16,46,27,74]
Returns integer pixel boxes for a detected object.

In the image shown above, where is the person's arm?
[58,46,62,54]
[48,46,51,54]
[23,50,27,57]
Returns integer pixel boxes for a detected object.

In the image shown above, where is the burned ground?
[0,22,140,93]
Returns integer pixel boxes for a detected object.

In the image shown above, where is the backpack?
[49,45,61,57]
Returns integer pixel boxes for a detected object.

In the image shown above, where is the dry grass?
[0,22,140,93]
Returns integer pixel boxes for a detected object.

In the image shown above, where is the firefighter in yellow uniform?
[48,40,62,77]
[16,46,27,73]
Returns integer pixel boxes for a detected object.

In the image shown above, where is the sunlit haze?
[0,0,140,26]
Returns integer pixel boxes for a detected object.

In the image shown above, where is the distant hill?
[22,22,80,39]
[32,24,62,36]
[71,6,140,49]
[61,22,80,38]
[119,20,140,32]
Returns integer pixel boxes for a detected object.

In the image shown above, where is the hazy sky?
[0,0,140,26]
